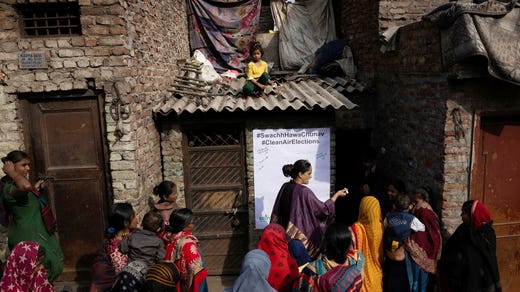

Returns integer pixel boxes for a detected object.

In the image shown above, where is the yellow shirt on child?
[246,61,268,80]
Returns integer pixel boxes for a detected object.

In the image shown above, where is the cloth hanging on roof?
[188,0,261,71]
[423,1,520,85]
[271,0,337,70]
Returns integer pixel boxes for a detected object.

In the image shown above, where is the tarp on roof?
[153,76,361,117]
[423,1,520,85]
[271,0,337,70]
[188,0,261,71]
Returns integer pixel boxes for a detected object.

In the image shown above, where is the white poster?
[253,128,331,229]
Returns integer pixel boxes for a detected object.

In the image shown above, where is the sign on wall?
[253,128,331,229]
[19,52,47,69]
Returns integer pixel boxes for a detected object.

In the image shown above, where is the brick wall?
[374,21,450,232]
[373,20,520,235]
[159,121,186,208]
[379,0,446,30]
[336,0,380,85]
[0,0,190,215]
[337,0,445,85]
[121,0,190,214]
[442,80,520,231]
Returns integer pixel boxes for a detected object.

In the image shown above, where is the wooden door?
[472,115,520,291]
[182,127,248,275]
[23,93,109,281]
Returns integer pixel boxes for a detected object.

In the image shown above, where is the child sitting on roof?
[242,42,275,96]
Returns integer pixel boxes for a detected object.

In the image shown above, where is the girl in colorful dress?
[165,208,208,292]
[1,150,63,282]
[90,202,137,292]
[242,42,275,96]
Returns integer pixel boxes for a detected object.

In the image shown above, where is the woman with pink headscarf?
[439,200,501,292]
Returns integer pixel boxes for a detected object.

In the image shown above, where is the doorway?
[22,91,110,281]
[471,115,520,291]
[182,127,249,275]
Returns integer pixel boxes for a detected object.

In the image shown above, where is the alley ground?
[54,276,237,291]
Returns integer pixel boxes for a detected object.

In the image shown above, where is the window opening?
[16,2,81,37]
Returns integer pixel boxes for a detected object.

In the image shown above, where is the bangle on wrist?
[11,173,21,179]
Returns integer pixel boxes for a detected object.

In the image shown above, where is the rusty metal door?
[472,115,520,291]
[23,93,109,281]
[182,128,248,275]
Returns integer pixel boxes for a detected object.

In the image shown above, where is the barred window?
[16,2,81,37]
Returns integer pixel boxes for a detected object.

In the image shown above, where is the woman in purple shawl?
[270,159,348,258]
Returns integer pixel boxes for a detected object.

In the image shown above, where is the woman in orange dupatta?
[165,208,208,292]
[349,196,384,292]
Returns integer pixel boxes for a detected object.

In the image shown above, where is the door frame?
[180,122,249,275]
[20,89,113,208]
[19,89,112,279]
[470,112,520,201]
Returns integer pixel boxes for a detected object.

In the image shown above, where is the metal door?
[182,128,248,275]
[23,93,109,281]
[472,115,520,291]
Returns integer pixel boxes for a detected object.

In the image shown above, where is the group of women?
[0,150,206,291]
[0,152,501,292]
[89,201,208,291]
[247,159,501,292]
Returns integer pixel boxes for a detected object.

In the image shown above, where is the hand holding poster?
[253,128,330,228]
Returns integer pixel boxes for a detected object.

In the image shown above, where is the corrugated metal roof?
[153,75,362,117]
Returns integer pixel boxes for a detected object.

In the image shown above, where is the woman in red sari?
[165,208,208,292]
[257,223,299,292]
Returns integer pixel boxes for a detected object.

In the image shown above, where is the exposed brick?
[58,49,84,57]
[63,60,76,68]
[0,18,15,30]
[44,40,59,48]
[111,47,129,56]
[109,25,126,35]
[77,59,89,68]
[92,0,119,5]
[71,37,86,47]
[34,72,49,81]
[84,37,98,47]
[59,82,73,90]
[1,42,18,52]
[98,37,126,46]
[83,25,110,35]
[57,39,72,48]
[85,47,110,56]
